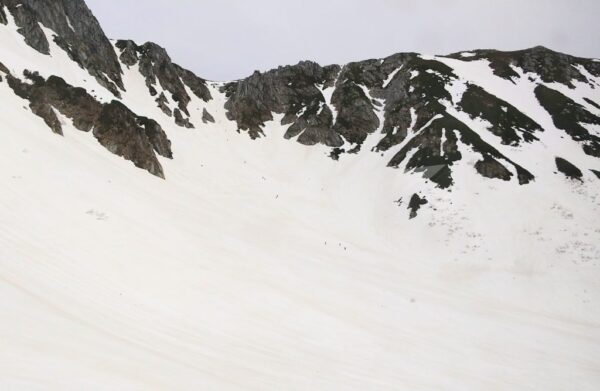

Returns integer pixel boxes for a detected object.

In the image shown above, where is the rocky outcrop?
[535,85,600,157]
[115,39,212,129]
[222,62,341,140]
[221,52,543,189]
[446,46,600,87]
[202,108,215,124]
[1,0,599,197]
[5,68,171,177]
[94,101,169,178]
[555,157,583,181]
[458,84,542,145]
[174,108,194,129]
[408,193,428,219]
[0,0,124,96]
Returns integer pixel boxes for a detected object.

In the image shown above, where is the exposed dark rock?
[202,108,215,124]
[458,84,542,145]
[174,108,194,129]
[115,39,211,127]
[1,2,49,55]
[591,169,600,179]
[7,70,101,133]
[475,156,512,181]
[535,85,600,157]
[174,64,212,102]
[584,97,600,111]
[447,46,599,87]
[1,0,596,193]
[408,193,428,219]
[5,69,171,177]
[137,116,173,159]
[387,112,533,188]
[115,39,139,67]
[30,101,63,135]
[0,6,6,24]
[156,92,172,117]
[330,77,379,145]
[94,101,166,178]
[375,55,457,154]
[285,104,343,147]
[555,157,583,181]
[0,0,124,96]
[388,114,461,189]
[222,61,341,140]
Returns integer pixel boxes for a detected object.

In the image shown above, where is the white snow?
[0,10,115,102]
[65,15,75,31]
[435,55,600,177]
[382,65,402,88]
[316,81,338,125]
[1,15,600,391]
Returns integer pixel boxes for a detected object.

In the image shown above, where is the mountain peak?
[0,0,123,95]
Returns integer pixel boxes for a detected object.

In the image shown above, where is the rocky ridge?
[1,0,599,218]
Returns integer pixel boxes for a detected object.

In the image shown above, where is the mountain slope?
[1,1,600,390]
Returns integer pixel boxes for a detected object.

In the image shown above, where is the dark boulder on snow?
[408,194,428,219]
[202,108,215,124]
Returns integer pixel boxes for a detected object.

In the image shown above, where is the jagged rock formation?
[3,68,171,177]
[0,0,123,96]
[458,84,542,145]
[555,157,583,181]
[115,39,211,129]
[0,0,599,207]
[202,108,215,124]
[535,84,600,157]
[446,46,600,87]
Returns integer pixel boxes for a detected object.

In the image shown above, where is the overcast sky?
[86,0,600,81]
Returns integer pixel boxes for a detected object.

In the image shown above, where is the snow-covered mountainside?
[1,1,600,390]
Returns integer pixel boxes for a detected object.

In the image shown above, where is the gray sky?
[86,0,600,81]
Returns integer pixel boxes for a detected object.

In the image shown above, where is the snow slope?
[1,5,600,391]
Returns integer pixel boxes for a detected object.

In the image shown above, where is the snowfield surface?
[1,16,600,391]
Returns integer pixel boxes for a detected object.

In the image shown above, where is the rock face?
[115,40,211,128]
[222,62,342,142]
[1,0,600,199]
[555,157,583,181]
[535,85,600,158]
[4,68,171,177]
[0,0,124,96]
[458,84,542,145]
[94,101,170,178]
[202,108,215,124]
[446,46,600,87]
[221,47,599,191]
